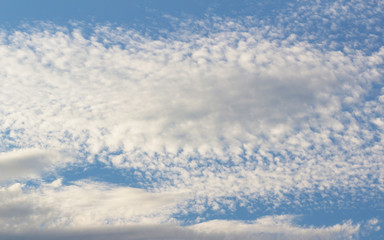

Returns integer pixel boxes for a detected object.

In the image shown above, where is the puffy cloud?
[0,1,383,237]
[0,16,383,212]
[0,20,376,157]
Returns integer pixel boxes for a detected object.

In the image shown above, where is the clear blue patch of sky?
[175,190,384,223]
[0,0,291,35]
[56,160,145,189]
[173,193,384,239]
[0,0,383,54]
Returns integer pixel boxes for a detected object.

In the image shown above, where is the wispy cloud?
[0,180,185,231]
[0,202,360,240]
[0,149,66,183]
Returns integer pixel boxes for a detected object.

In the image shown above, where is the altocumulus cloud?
[0,0,384,239]
[1,20,383,201]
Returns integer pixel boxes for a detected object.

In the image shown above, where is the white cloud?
[0,21,372,157]
[0,180,363,239]
[0,181,186,232]
[0,149,66,183]
[190,216,360,240]
[0,217,360,240]
[0,20,383,207]
[0,0,383,230]
[0,181,360,240]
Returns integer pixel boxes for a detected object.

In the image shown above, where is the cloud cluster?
[0,0,383,238]
[1,20,382,207]
[0,25,341,155]
[1,14,383,201]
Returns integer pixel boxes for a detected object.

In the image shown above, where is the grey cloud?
[0,219,359,240]
[0,181,187,231]
[0,181,362,239]
[0,149,64,183]
[0,226,203,240]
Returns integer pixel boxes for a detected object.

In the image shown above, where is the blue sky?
[0,0,285,24]
[0,0,383,239]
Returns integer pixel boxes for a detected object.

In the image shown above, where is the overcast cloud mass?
[0,0,383,239]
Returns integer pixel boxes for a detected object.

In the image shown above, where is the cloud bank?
[1,19,382,205]
[0,181,361,239]
[0,0,383,238]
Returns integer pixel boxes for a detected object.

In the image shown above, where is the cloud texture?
[1,19,383,200]
[0,0,383,239]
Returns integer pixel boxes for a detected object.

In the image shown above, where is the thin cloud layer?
[0,181,359,239]
[0,181,185,232]
[0,149,66,183]
[0,198,360,240]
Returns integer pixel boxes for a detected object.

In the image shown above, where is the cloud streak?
[0,212,360,240]
[0,149,65,183]
[0,181,185,231]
